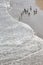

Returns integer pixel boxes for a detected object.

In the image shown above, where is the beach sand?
[36,0,43,10]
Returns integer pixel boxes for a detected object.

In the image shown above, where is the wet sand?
[36,0,43,10]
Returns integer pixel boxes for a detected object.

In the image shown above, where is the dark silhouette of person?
[28,12,30,16]
[24,9,28,14]
[33,9,37,15]
[30,6,32,11]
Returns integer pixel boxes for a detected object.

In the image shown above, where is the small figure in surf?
[33,9,37,15]
[30,6,32,11]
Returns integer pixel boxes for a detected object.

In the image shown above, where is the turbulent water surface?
[0,0,43,65]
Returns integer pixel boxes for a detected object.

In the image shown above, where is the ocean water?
[7,0,43,39]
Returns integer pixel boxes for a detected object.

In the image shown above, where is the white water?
[0,0,43,65]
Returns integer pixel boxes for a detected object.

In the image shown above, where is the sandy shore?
[36,0,43,10]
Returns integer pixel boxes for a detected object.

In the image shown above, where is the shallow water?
[7,0,43,39]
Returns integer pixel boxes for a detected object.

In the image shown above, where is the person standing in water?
[19,9,26,21]
[33,9,37,15]
[30,6,32,11]
[28,12,30,16]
